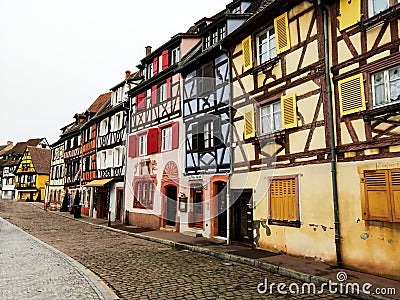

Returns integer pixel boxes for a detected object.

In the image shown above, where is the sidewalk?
[0,215,119,300]
[45,205,399,300]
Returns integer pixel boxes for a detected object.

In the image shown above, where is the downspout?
[122,81,132,225]
[220,44,233,246]
[320,1,343,267]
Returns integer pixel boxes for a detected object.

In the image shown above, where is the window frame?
[256,26,277,65]
[133,179,155,209]
[138,133,147,156]
[268,175,300,227]
[260,101,282,134]
[161,126,172,152]
[158,83,167,102]
[171,47,180,65]
[372,64,400,108]
[368,0,390,17]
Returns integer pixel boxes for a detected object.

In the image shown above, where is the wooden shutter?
[153,57,159,75]
[128,135,137,158]
[242,36,253,72]
[172,122,179,149]
[269,178,297,221]
[151,85,158,105]
[137,94,145,110]
[147,128,159,154]
[162,50,169,70]
[243,107,255,140]
[274,12,291,54]
[281,94,297,129]
[364,170,391,221]
[166,78,172,99]
[338,0,361,31]
[338,73,366,116]
[390,170,400,222]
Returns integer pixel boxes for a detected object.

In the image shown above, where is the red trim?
[162,50,169,70]
[172,122,179,149]
[151,85,158,105]
[137,93,145,110]
[128,135,137,158]
[153,57,159,75]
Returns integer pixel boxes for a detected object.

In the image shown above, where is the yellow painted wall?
[337,158,400,279]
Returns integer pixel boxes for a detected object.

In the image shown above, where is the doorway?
[116,189,124,221]
[190,183,203,229]
[165,186,177,226]
[232,189,253,244]
[97,190,107,219]
[216,182,227,237]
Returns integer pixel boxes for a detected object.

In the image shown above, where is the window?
[101,152,107,169]
[204,35,210,49]
[84,156,90,172]
[261,102,282,134]
[139,134,147,156]
[100,119,108,136]
[161,126,172,151]
[257,27,276,65]
[363,169,400,223]
[113,113,122,131]
[171,47,180,65]
[372,65,400,107]
[158,83,167,102]
[368,0,389,17]
[211,31,218,45]
[219,26,226,40]
[269,176,300,227]
[114,147,122,166]
[146,64,153,80]
[134,180,155,208]
[203,121,214,148]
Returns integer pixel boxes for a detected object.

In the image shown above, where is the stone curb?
[1,215,119,300]
[47,206,391,300]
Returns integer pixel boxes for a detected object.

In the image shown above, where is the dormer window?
[219,26,226,40]
[204,36,210,49]
[171,47,180,65]
[146,64,153,80]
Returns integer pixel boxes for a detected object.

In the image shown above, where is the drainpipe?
[319,1,343,267]
[220,44,233,246]
[122,81,132,225]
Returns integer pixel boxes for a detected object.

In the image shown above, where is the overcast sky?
[0,0,227,146]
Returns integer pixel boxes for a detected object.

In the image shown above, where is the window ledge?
[360,3,400,31]
[250,57,280,75]
[256,130,286,145]
[362,102,400,121]
[268,219,301,228]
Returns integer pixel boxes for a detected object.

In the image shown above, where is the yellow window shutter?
[281,94,297,129]
[364,170,392,222]
[243,107,255,139]
[390,170,400,223]
[242,36,253,72]
[338,73,366,116]
[270,180,282,220]
[338,0,361,31]
[274,12,291,54]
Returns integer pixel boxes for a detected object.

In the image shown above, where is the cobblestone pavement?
[0,214,114,300]
[0,200,352,299]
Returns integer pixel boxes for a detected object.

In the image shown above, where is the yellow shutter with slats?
[242,36,253,72]
[390,170,400,222]
[338,0,361,31]
[274,12,291,54]
[243,107,255,140]
[270,178,297,221]
[364,170,392,222]
[338,73,366,116]
[281,94,297,129]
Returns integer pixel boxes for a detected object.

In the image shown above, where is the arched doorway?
[165,185,177,226]
[161,161,179,230]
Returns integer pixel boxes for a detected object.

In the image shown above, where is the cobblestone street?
[0,201,351,299]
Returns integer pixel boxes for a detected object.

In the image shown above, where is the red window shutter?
[137,93,145,110]
[128,135,137,158]
[152,85,158,105]
[147,128,159,154]
[162,50,169,70]
[153,57,159,75]
[172,122,179,149]
[166,78,171,99]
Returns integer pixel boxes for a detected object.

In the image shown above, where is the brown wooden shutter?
[242,36,253,72]
[390,170,400,222]
[147,128,159,154]
[338,73,366,116]
[364,170,392,221]
[243,107,255,140]
[281,94,297,129]
[128,135,137,158]
[274,12,291,54]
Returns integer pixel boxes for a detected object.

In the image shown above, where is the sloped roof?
[87,92,112,114]
[27,146,51,175]
[4,138,44,156]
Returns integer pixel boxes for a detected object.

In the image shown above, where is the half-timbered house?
[80,92,111,216]
[178,1,257,238]
[89,72,140,221]
[48,140,64,209]
[329,0,400,278]
[125,32,200,230]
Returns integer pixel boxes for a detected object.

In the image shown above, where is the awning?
[84,178,114,187]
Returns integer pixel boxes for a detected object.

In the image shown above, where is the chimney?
[146,46,152,56]
[7,141,13,146]
[125,70,131,79]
